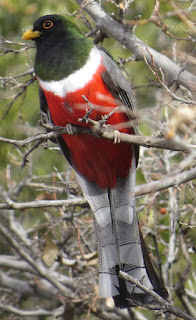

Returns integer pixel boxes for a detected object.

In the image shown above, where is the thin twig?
[0,223,74,298]
[0,167,195,210]
[0,121,195,153]
[119,271,196,320]
[0,303,53,316]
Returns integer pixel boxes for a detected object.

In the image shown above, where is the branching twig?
[75,0,196,92]
[0,197,87,210]
[0,303,54,316]
[119,271,196,320]
[0,168,195,210]
[0,223,75,298]
[0,120,195,154]
[142,47,196,104]
[1,76,36,119]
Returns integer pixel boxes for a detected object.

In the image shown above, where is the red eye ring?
[43,20,53,29]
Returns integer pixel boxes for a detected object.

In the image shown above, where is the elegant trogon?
[23,14,168,308]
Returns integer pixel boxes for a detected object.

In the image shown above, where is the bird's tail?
[76,156,168,308]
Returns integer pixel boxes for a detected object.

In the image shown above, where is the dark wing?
[98,47,139,166]
[99,50,169,299]
[39,87,72,166]
[139,228,169,299]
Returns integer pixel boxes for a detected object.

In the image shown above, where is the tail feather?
[139,229,168,299]
[76,155,167,308]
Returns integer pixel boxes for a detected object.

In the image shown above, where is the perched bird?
[23,14,168,308]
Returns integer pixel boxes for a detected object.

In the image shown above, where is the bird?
[22,14,168,308]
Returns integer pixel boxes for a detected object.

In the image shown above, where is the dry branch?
[0,223,75,298]
[0,121,195,153]
[75,0,196,92]
[0,168,195,210]
[0,303,54,317]
[119,271,196,320]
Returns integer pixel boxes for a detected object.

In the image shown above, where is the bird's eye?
[43,20,53,29]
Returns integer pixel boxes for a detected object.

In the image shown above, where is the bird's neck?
[35,38,93,81]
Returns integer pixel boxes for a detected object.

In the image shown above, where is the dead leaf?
[167,105,196,138]
[36,192,56,200]
[42,236,59,267]
[61,256,77,267]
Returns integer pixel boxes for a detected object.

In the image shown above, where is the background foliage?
[0,0,196,319]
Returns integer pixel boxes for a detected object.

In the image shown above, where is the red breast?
[41,63,134,188]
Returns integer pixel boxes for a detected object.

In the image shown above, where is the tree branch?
[0,197,87,210]
[135,167,196,197]
[119,271,196,320]
[0,303,54,317]
[75,0,196,92]
[0,121,195,153]
[0,255,75,289]
[0,168,195,210]
[0,224,75,298]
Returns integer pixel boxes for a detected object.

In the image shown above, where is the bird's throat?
[35,37,93,81]
[37,48,102,97]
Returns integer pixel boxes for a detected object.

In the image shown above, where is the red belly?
[43,66,134,189]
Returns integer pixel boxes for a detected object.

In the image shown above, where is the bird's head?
[22,14,93,80]
[22,14,85,45]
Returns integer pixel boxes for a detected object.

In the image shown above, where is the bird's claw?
[66,123,74,135]
[113,130,121,144]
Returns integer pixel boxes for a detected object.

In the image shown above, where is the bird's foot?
[66,123,74,135]
[113,130,121,144]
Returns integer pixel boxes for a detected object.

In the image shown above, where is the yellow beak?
[22,29,41,40]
